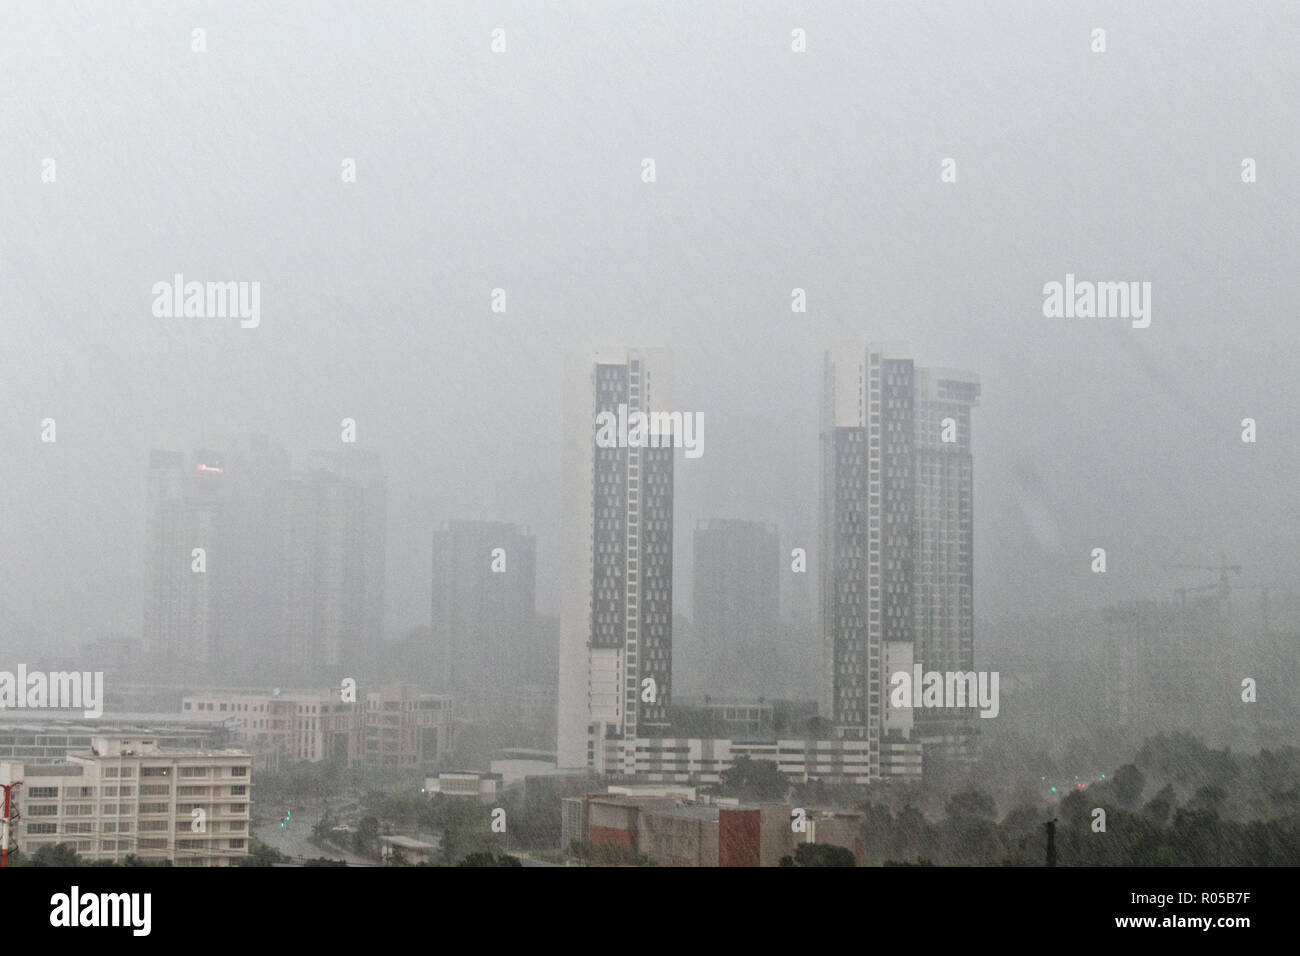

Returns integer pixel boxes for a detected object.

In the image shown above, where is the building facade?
[143,437,387,683]
[692,519,781,697]
[559,348,675,771]
[1,736,252,866]
[821,343,979,779]
[431,520,537,702]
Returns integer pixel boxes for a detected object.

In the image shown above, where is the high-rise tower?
[821,343,979,778]
[559,348,675,772]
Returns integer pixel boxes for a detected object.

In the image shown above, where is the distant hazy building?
[2,736,252,866]
[143,448,225,664]
[820,343,979,779]
[559,348,676,771]
[1102,596,1231,740]
[142,438,387,683]
[218,434,292,677]
[182,688,355,768]
[282,468,366,677]
[0,716,229,763]
[693,519,781,697]
[182,683,451,772]
[910,365,980,750]
[309,448,388,660]
[361,683,454,771]
[431,520,537,702]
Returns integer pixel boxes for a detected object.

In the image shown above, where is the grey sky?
[3,2,1297,650]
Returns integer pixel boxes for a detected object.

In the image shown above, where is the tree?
[718,757,789,802]
[945,787,997,821]
[22,843,83,867]
[237,840,288,867]
[1142,784,1177,826]
[792,843,856,867]
[435,800,498,865]
[1111,764,1146,808]
[352,816,380,857]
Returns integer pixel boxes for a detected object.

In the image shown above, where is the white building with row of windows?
[0,735,252,866]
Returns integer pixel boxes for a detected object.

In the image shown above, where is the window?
[28,787,58,798]
[141,767,169,778]
[139,820,168,832]
[102,768,119,778]
[27,823,57,834]
[231,766,248,777]
[139,803,168,814]
[230,786,246,796]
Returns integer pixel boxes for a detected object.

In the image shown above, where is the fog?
[3,1,1297,670]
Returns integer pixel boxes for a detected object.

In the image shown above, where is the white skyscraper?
[821,342,978,779]
[558,348,675,771]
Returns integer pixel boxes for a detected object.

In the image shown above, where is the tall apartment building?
[143,437,387,683]
[559,348,675,771]
[309,448,388,661]
[431,520,537,702]
[910,365,980,749]
[217,435,292,677]
[1,736,252,866]
[142,448,225,663]
[692,519,781,697]
[282,468,366,678]
[820,343,979,779]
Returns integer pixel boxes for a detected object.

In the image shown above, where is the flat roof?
[382,836,437,850]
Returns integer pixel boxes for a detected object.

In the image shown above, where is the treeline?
[862,736,1300,866]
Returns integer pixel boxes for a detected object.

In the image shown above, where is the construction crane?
[1164,556,1242,602]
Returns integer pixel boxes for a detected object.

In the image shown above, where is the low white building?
[0,735,253,867]
[424,771,502,802]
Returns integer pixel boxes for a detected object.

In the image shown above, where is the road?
[252,804,374,866]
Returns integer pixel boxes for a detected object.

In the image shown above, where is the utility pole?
[1,781,23,868]
[1044,817,1057,868]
